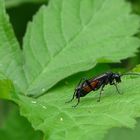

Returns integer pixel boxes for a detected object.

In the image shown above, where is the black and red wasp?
[66,71,140,107]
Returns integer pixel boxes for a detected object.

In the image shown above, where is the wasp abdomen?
[82,80,99,92]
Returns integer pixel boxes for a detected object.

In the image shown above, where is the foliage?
[0,0,140,140]
[0,103,42,140]
[104,118,140,140]
[18,67,140,140]
[23,0,140,97]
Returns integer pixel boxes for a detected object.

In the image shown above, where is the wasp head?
[113,73,121,83]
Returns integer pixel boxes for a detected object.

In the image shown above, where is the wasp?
[66,72,140,107]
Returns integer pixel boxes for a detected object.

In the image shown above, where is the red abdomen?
[82,80,99,93]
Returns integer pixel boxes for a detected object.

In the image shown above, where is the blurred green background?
[0,0,140,139]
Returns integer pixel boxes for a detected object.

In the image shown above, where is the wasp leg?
[65,91,76,103]
[72,95,80,108]
[97,84,105,102]
[65,78,82,104]
[113,83,122,94]
[110,82,122,94]
[65,77,87,104]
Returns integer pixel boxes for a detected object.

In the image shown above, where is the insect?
[66,71,140,107]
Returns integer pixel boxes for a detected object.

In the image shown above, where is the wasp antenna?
[121,72,140,77]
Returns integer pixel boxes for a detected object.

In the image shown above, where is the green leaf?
[0,0,27,93]
[1,0,140,139]
[16,65,140,140]
[0,72,15,99]
[132,64,140,72]
[0,103,43,140]
[0,79,13,99]
[104,118,140,140]
[23,0,140,96]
